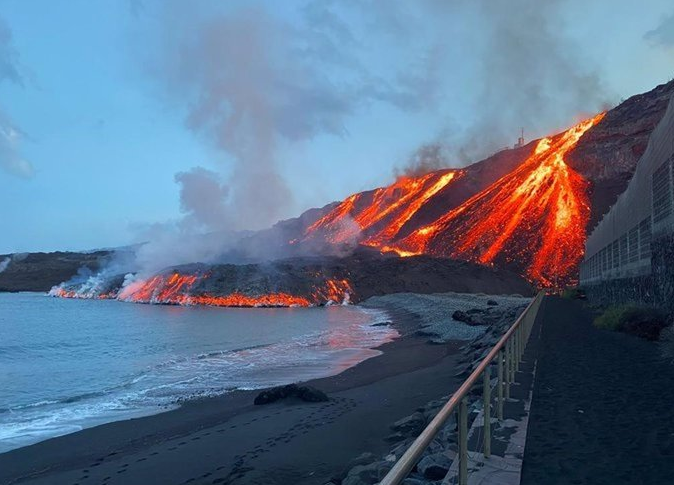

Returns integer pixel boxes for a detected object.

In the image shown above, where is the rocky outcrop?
[253,384,329,405]
[337,298,528,484]
[0,251,111,292]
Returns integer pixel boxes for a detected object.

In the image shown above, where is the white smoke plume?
[127,0,436,272]
[0,256,10,273]
[124,0,612,274]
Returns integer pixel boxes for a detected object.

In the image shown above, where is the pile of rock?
[332,299,528,485]
[253,384,329,405]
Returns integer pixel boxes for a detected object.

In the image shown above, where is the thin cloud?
[645,12,674,48]
[0,15,33,179]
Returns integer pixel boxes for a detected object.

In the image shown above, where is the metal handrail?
[379,291,545,485]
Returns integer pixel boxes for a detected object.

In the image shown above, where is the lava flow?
[303,170,460,245]
[391,113,606,287]
[112,272,352,307]
[302,113,604,288]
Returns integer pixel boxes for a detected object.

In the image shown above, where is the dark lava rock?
[487,299,499,305]
[253,384,329,405]
[371,321,392,327]
[384,432,407,443]
[417,452,453,480]
[466,308,487,314]
[391,411,426,435]
[452,310,482,326]
[342,461,393,485]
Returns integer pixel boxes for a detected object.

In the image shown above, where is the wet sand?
[0,309,465,485]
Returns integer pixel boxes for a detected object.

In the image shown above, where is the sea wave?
[0,305,397,453]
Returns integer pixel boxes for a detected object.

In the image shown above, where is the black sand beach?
[521,297,674,484]
[0,309,463,485]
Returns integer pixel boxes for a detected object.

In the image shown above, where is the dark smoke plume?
[396,144,449,177]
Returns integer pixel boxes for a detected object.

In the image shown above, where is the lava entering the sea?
[52,272,354,308]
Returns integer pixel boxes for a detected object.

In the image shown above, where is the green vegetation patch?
[594,305,670,341]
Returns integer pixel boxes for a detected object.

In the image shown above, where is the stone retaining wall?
[583,234,674,317]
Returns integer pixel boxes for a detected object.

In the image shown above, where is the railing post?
[483,366,491,458]
[504,340,511,399]
[459,398,468,485]
[377,292,544,485]
[510,337,516,381]
[515,328,520,371]
[496,350,503,421]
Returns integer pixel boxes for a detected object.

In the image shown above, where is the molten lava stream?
[187,293,312,308]
[113,273,353,307]
[303,170,460,245]
[389,113,605,287]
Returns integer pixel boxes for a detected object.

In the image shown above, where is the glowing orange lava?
[111,272,353,307]
[303,170,460,245]
[391,113,605,287]
[186,293,312,307]
[302,113,604,288]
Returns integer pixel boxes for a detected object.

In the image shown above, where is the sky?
[0,0,673,254]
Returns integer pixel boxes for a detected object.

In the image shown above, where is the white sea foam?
[0,294,397,453]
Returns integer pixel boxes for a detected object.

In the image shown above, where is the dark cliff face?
[569,79,674,230]
[0,251,111,292]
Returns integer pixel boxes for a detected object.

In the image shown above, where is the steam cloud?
[454,0,608,162]
[386,0,610,168]
[130,0,436,271]
[128,0,611,273]
[0,16,33,179]
[0,256,10,273]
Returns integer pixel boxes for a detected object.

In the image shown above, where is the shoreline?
[0,294,397,455]
[0,292,529,485]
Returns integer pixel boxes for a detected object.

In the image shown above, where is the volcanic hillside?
[12,80,674,305]
[289,80,674,288]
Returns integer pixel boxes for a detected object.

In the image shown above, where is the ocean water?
[0,292,397,453]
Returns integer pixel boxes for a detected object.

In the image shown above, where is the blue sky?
[0,0,673,254]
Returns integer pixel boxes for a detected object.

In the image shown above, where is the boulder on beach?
[452,309,483,326]
[253,384,329,405]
